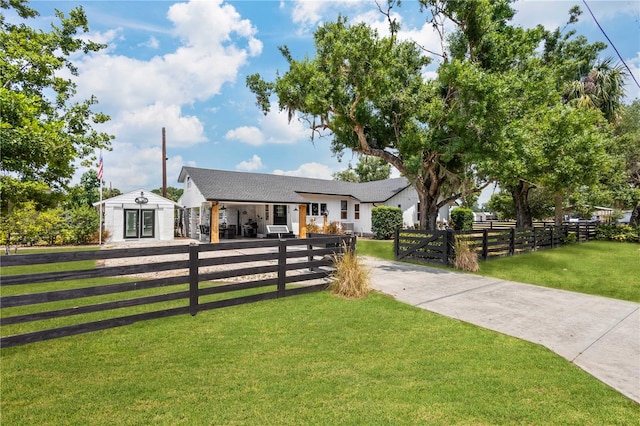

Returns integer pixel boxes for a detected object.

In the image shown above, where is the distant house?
[93,189,182,243]
[177,167,450,242]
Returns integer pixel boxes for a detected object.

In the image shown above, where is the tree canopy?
[246,0,630,229]
[0,0,113,213]
[333,156,391,183]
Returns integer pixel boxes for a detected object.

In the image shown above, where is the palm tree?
[564,58,627,123]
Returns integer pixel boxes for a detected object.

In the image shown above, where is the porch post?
[210,202,219,243]
[298,204,307,238]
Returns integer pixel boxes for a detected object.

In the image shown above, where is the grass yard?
[358,239,640,302]
[356,238,396,260]
[476,241,640,302]
[1,291,638,425]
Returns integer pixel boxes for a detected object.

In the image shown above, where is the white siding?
[97,189,180,243]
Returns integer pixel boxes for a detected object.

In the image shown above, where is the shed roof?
[93,189,183,208]
[178,167,410,204]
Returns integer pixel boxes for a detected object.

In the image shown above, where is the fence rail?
[0,236,355,347]
[395,223,596,265]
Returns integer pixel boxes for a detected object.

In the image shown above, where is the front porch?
[186,202,309,243]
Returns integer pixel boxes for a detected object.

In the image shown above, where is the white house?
[177,167,450,242]
[93,189,182,243]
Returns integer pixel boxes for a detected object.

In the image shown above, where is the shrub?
[329,243,370,299]
[326,221,343,235]
[306,218,321,233]
[68,206,99,244]
[453,235,479,272]
[450,208,474,231]
[595,224,640,243]
[371,206,402,239]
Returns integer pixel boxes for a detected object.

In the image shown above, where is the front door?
[124,209,155,238]
[273,205,287,225]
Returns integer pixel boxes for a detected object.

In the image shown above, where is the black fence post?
[482,229,488,260]
[189,243,199,316]
[349,235,357,255]
[445,229,455,266]
[394,228,399,259]
[278,239,287,298]
[509,228,516,256]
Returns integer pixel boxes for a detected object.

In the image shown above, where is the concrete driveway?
[361,256,640,404]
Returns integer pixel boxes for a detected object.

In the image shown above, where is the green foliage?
[0,1,113,207]
[68,206,99,244]
[333,156,391,183]
[247,16,487,230]
[151,187,184,202]
[371,206,402,239]
[595,224,640,243]
[0,176,63,214]
[562,233,578,245]
[487,188,555,221]
[450,207,474,231]
[0,202,100,247]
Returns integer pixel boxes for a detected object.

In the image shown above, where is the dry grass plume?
[329,243,370,299]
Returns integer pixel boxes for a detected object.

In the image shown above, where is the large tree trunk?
[413,176,439,231]
[417,188,440,230]
[554,192,564,226]
[510,180,533,228]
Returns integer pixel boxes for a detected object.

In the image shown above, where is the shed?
[93,189,182,243]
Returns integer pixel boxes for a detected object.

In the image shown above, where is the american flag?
[97,156,103,181]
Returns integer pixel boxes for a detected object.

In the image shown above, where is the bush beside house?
[450,208,474,231]
[595,224,640,243]
[371,206,402,239]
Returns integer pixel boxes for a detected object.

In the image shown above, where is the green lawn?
[1,291,638,425]
[356,238,396,260]
[358,239,640,302]
[475,241,640,302]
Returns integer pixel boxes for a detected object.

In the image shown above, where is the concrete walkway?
[362,257,640,404]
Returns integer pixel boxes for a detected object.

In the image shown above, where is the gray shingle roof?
[178,167,410,204]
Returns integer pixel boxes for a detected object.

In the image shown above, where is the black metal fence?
[395,223,597,265]
[0,235,355,347]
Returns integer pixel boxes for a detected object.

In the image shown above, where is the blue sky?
[22,0,640,196]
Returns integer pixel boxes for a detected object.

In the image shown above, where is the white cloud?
[290,0,326,30]
[69,0,263,188]
[105,103,206,148]
[272,162,334,179]
[75,0,262,131]
[139,35,160,49]
[225,126,265,146]
[625,52,640,101]
[289,0,365,32]
[225,105,310,146]
[261,108,310,144]
[512,0,640,31]
[236,155,264,171]
[86,141,190,192]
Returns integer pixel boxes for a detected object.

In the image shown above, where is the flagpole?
[98,152,103,245]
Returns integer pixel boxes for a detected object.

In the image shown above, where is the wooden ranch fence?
[395,223,597,265]
[0,235,355,347]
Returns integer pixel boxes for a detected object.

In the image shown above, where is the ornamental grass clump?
[329,243,370,299]
[453,235,479,272]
